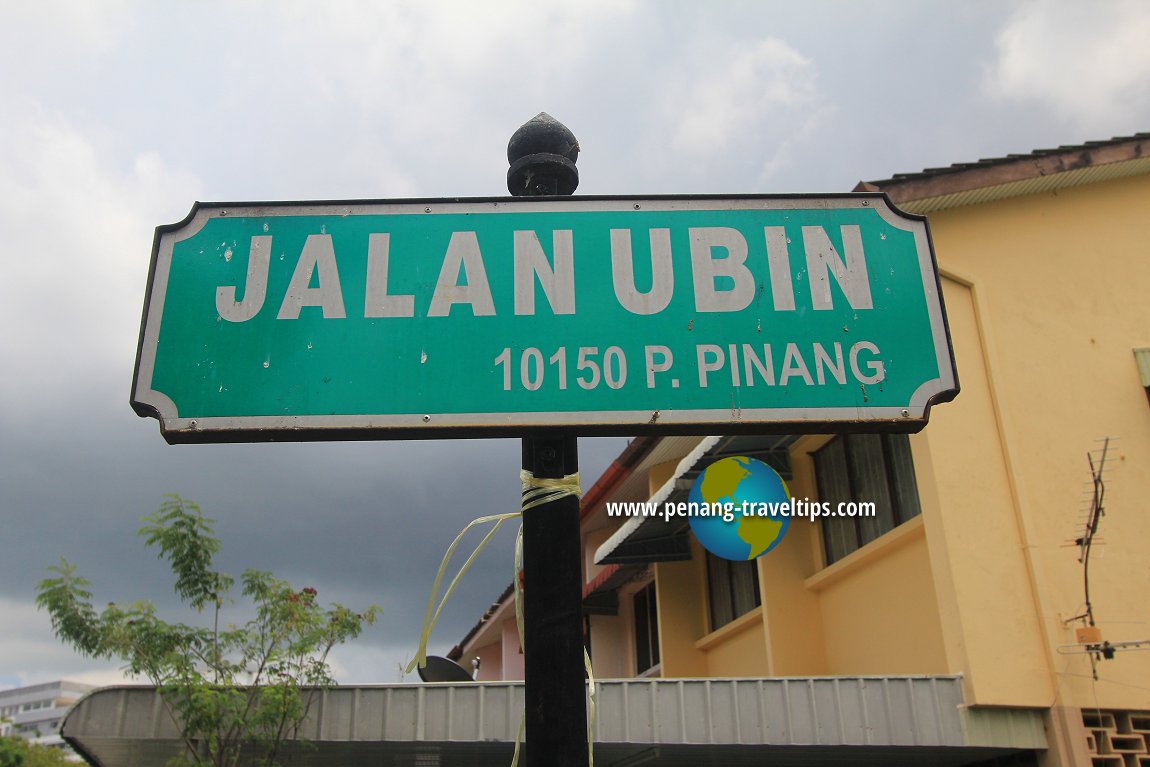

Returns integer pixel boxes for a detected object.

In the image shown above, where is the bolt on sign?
[131,195,958,443]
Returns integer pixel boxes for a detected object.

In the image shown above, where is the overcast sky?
[3,0,1150,690]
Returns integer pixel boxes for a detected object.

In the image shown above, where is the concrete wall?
[588,611,628,679]
[811,518,948,675]
[919,173,1150,709]
[653,550,709,677]
[472,640,502,682]
[500,617,524,681]
[698,608,771,677]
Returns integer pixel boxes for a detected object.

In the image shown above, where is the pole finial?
[507,113,579,196]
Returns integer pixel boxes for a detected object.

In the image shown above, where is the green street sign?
[131,195,957,442]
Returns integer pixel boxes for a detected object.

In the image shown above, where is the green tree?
[25,744,69,767]
[0,736,24,767]
[36,495,380,767]
[0,736,70,767]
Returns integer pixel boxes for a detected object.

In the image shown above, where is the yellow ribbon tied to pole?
[407,470,596,767]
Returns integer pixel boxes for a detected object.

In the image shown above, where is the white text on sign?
[492,342,886,392]
[215,225,874,321]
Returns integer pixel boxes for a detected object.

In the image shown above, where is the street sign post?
[132,195,957,443]
[507,114,588,767]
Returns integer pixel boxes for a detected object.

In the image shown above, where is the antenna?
[1075,437,1113,628]
[1057,437,1148,677]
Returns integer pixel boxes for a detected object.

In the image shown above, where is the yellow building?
[451,133,1150,767]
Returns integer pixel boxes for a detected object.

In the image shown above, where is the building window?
[633,582,660,674]
[814,433,922,565]
[706,551,761,631]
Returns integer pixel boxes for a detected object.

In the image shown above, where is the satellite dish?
[417,655,475,683]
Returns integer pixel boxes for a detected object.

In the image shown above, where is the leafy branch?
[36,495,380,767]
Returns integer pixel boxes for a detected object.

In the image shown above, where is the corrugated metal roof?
[63,677,1044,766]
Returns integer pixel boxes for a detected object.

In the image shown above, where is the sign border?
[131,193,959,443]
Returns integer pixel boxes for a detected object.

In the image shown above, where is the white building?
[0,680,94,754]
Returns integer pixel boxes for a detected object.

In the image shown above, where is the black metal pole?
[507,113,588,767]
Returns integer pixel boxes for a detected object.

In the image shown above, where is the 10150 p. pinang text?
[492,341,886,393]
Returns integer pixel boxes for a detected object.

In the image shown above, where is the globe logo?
[688,456,791,561]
